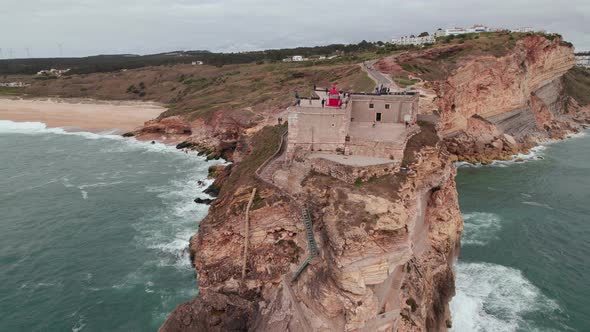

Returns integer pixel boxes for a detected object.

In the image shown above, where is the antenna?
[0,48,3,58]
[58,43,63,57]
[25,47,30,58]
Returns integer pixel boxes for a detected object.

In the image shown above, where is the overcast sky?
[2,0,589,58]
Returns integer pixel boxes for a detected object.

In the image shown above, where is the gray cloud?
[2,0,589,58]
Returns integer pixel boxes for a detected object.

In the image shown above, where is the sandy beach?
[0,97,165,133]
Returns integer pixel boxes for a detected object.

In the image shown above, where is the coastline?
[450,130,590,331]
[453,130,588,168]
[0,126,222,331]
[0,97,165,133]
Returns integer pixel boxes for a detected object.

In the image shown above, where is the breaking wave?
[450,262,563,332]
[0,120,200,156]
[461,212,503,246]
[455,146,546,168]
[455,130,588,169]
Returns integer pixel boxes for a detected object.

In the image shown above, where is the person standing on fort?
[321,98,325,108]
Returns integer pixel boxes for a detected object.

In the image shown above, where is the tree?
[418,32,429,37]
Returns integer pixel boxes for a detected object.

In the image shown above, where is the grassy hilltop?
[2,31,585,124]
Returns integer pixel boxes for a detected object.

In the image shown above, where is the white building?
[191,61,203,65]
[433,28,446,38]
[390,35,435,46]
[444,25,489,36]
[36,68,70,76]
[575,54,590,68]
[292,55,304,62]
[510,27,534,33]
[467,25,489,33]
[0,82,29,87]
[445,27,468,36]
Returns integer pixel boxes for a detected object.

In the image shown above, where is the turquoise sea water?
[0,121,221,331]
[451,131,590,331]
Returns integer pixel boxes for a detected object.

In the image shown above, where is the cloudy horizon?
[2,0,589,59]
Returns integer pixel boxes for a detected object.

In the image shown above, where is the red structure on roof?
[326,86,342,107]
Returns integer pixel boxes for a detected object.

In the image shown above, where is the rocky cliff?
[434,35,589,163]
[158,34,590,332]
[160,124,463,331]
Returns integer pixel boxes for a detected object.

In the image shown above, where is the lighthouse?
[326,86,342,107]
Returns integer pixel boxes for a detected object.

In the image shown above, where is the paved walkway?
[362,60,400,91]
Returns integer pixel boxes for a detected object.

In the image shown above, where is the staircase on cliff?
[291,206,319,282]
[251,127,319,283]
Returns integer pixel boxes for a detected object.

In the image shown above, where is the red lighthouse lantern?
[327,86,341,107]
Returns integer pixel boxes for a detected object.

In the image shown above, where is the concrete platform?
[310,153,394,167]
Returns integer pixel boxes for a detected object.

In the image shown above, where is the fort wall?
[287,105,350,158]
[351,95,418,123]
[310,156,399,184]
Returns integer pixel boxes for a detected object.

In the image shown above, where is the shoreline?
[0,97,165,133]
[453,129,588,168]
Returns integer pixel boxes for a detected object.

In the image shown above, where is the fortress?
[283,87,419,184]
[287,87,418,161]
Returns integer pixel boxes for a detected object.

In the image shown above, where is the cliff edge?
[159,33,590,331]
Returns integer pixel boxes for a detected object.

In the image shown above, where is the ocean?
[0,121,223,331]
[451,131,590,332]
[2,119,588,332]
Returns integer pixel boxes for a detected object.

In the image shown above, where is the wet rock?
[194,197,214,205]
[204,184,220,197]
[176,141,195,149]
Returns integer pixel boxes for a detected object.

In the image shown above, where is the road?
[362,60,401,92]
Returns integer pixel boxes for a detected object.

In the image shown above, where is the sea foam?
[455,145,546,168]
[450,262,561,332]
[461,212,503,246]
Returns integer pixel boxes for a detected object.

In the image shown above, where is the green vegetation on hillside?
[0,41,399,76]
[0,87,25,96]
[221,124,287,196]
[160,62,375,120]
[393,76,420,88]
[13,58,376,121]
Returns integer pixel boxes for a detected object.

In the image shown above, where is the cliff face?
[160,124,463,331]
[435,35,588,162]
[159,34,590,332]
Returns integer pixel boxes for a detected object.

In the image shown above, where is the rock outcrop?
[160,124,463,331]
[158,34,590,332]
[434,35,588,162]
